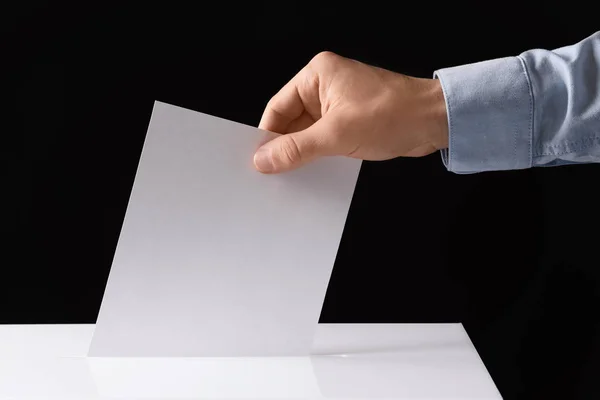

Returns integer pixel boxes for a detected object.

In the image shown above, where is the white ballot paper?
[89,101,362,357]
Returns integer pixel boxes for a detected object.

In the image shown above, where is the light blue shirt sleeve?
[434,31,600,174]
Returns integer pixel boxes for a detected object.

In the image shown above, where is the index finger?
[258,67,320,134]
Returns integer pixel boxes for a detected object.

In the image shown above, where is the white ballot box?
[0,323,502,399]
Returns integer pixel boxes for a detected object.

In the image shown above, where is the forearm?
[434,31,600,174]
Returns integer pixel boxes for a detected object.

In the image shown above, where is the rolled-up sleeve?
[434,31,600,174]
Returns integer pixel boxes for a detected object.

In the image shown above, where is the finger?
[286,111,316,134]
[258,68,321,134]
[254,118,334,174]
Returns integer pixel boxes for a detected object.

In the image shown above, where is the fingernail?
[254,147,274,173]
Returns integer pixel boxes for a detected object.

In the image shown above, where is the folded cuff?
[434,56,534,174]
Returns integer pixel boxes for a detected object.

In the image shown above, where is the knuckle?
[265,95,277,109]
[264,96,290,122]
[265,97,281,115]
[278,136,302,165]
[311,51,339,66]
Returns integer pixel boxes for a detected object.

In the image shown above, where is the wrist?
[422,78,449,151]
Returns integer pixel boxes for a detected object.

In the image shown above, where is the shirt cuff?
[434,56,534,174]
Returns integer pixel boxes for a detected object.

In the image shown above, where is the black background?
[2,2,599,399]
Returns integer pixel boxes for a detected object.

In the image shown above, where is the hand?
[254,51,449,173]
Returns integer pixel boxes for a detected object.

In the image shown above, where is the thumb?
[253,120,332,174]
